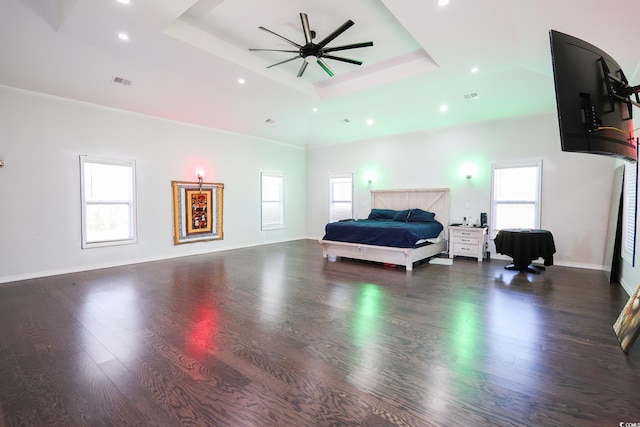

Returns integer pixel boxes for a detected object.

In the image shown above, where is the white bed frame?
[319,188,450,271]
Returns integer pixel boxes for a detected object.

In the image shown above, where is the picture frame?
[613,282,640,353]
[171,180,224,245]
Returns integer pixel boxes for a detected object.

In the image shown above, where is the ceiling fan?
[249,13,373,78]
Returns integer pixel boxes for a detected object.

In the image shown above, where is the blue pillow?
[407,208,436,222]
[367,208,397,220]
[393,209,412,222]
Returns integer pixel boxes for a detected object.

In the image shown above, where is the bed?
[319,188,450,271]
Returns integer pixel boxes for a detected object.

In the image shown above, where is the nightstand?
[448,226,488,261]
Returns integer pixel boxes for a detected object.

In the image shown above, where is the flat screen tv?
[549,30,639,162]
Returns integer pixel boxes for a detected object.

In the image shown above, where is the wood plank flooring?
[0,239,638,426]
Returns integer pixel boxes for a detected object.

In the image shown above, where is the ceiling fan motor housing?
[301,44,320,61]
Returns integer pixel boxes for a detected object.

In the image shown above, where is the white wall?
[0,86,306,283]
[306,113,617,270]
[0,84,627,282]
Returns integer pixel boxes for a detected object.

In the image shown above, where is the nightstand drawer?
[452,236,478,245]
[453,230,477,238]
[451,243,478,254]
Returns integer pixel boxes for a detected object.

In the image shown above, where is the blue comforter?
[322,219,443,248]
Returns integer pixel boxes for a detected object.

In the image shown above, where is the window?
[622,160,637,265]
[80,156,137,248]
[329,174,353,222]
[261,172,284,230]
[490,161,542,237]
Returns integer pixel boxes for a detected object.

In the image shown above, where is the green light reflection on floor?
[351,283,384,347]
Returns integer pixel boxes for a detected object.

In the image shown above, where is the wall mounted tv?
[549,30,639,162]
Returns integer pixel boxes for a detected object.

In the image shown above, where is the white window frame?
[261,172,284,230]
[490,161,542,238]
[622,160,637,266]
[80,155,138,248]
[329,174,354,222]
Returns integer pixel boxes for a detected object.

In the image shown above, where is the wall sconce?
[365,171,376,184]
[196,169,204,191]
[460,163,477,180]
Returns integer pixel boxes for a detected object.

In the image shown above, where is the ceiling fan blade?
[322,41,373,53]
[249,48,300,53]
[267,56,301,68]
[321,55,363,66]
[300,13,313,44]
[317,58,335,77]
[258,26,302,49]
[316,20,354,49]
[297,61,309,77]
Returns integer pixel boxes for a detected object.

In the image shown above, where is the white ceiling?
[2,0,639,147]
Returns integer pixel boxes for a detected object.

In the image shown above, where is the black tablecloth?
[494,229,556,270]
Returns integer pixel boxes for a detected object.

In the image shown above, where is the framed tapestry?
[171,180,224,245]
[613,282,640,353]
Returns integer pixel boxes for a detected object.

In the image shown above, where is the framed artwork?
[171,181,224,245]
[613,282,640,353]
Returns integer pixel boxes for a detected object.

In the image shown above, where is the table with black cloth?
[494,228,556,274]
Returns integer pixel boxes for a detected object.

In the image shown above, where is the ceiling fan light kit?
[249,13,373,78]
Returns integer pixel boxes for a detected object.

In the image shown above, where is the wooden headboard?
[371,188,450,234]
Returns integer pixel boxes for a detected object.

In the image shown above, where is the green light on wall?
[351,283,384,346]
[363,170,378,185]
[460,163,478,180]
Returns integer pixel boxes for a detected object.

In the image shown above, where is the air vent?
[464,91,479,100]
[112,76,132,86]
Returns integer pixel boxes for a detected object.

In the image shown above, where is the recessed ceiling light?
[312,107,318,112]
[118,33,129,41]
[471,66,479,73]
[366,119,374,126]
[439,0,449,6]
[117,0,130,4]
[237,78,245,84]
[440,104,448,112]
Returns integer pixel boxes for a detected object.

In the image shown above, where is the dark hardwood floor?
[0,239,638,426]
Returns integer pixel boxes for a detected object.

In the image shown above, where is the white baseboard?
[489,253,604,271]
[0,236,307,285]
[618,277,636,296]
[4,237,610,288]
